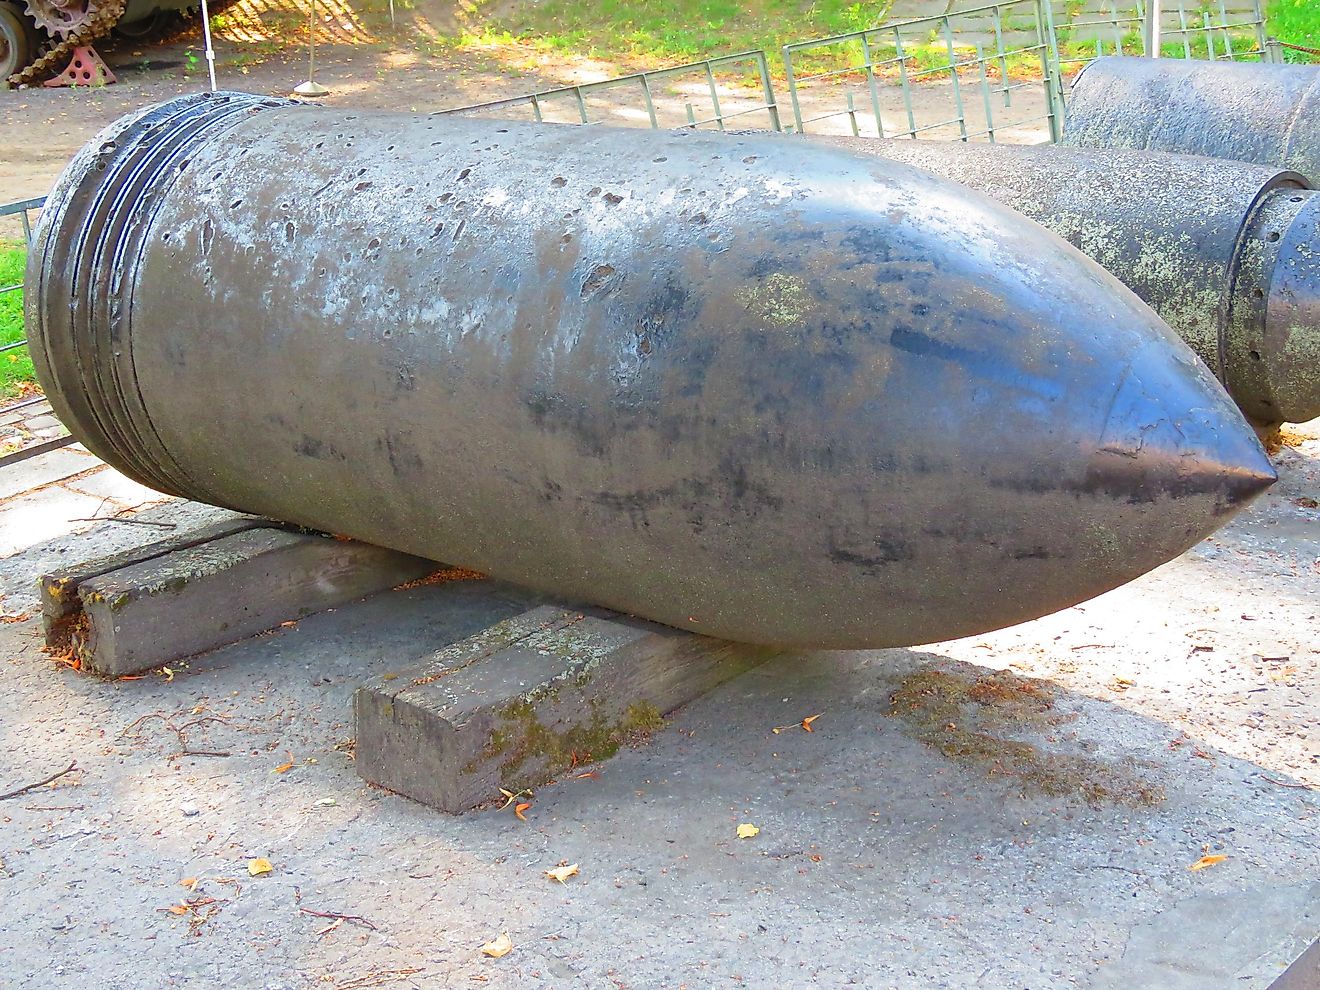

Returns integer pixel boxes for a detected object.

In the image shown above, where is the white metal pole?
[200,0,217,90]
[1147,0,1162,57]
[294,0,329,96]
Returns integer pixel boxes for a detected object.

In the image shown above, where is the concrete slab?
[355,605,779,811]
[51,528,439,677]
[63,467,170,508]
[0,446,97,501]
[1091,882,1320,989]
[0,485,117,557]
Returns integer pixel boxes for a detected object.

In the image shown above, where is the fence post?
[782,47,806,134]
[1038,0,1066,142]
[1144,0,1162,57]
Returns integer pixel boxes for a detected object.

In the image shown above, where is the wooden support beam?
[40,524,436,677]
[354,605,779,813]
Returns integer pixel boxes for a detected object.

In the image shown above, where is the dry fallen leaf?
[166,904,190,915]
[273,752,295,774]
[480,932,513,958]
[1188,854,1228,872]
[179,877,198,890]
[773,714,823,734]
[545,863,579,884]
[247,857,274,877]
[496,786,531,811]
[736,823,760,839]
[514,802,532,822]
[161,666,174,682]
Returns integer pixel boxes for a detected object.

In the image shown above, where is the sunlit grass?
[0,243,36,400]
[1267,0,1320,62]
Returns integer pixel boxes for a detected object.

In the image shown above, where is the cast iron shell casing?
[1062,56,1320,186]
[804,137,1320,427]
[27,93,1276,649]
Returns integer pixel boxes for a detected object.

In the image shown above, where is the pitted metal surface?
[1062,56,1320,185]
[28,94,1275,649]
[802,136,1320,426]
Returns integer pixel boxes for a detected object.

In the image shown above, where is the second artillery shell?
[802,136,1320,426]
[28,94,1275,649]
[1062,56,1320,186]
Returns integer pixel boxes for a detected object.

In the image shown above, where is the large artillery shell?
[28,93,1275,649]
[803,136,1320,426]
[1062,56,1320,185]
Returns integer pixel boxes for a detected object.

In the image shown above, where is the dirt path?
[0,424,1316,989]
[1,6,1052,210]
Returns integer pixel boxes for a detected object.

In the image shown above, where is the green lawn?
[465,0,891,66]
[449,0,1314,80]
[1268,0,1320,62]
[0,242,35,401]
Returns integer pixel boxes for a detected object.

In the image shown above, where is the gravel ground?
[0,420,1315,990]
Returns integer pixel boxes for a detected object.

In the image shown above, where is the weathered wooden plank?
[354,605,780,813]
[47,527,436,677]
[39,513,269,639]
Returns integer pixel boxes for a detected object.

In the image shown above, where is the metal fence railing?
[439,0,1279,146]
[1,196,43,414]
[434,49,782,133]
[781,0,1066,142]
[0,196,72,469]
[1054,0,1270,70]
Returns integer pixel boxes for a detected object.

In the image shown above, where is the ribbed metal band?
[28,92,290,500]
[1224,181,1311,423]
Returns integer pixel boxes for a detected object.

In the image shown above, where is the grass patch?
[470,0,891,67]
[888,664,1164,807]
[0,242,36,401]
[1268,0,1320,62]
[444,0,1314,80]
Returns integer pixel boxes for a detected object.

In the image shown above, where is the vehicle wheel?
[113,8,168,38]
[0,1,37,80]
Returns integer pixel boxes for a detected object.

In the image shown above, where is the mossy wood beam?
[354,605,780,813]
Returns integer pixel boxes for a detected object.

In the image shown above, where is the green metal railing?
[781,0,1066,142]
[1055,0,1270,69]
[1,197,43,413]
[440,0,1276,148]
[0,195,70,468]
[434,49,781,133]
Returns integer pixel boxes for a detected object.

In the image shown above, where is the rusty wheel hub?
[24,0,92,37]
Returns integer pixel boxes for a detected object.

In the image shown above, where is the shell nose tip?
[1227,449,1278,504]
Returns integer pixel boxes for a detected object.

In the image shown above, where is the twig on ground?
[1259,774,1313,790]
[0,761,78,801]
[120,711,232,759]
[69,515,177,528]
[332,968,424,990]
[299,906,379,931]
